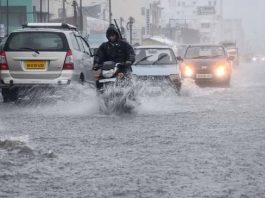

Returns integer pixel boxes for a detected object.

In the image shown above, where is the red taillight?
[0,51,9,70]
[63,50,74,70]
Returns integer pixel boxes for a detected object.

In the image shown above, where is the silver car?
[132,45,181,91]
[0,23,94,102]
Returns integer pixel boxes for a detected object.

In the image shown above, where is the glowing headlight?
[261,57,265,61]
[216,66,226,77]
[183,66,193,77]
[252,57,257,61]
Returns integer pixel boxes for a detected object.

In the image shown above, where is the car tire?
[2,88,19,103]
[80,73,85,84]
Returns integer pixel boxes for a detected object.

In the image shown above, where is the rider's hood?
[106,24,120,40]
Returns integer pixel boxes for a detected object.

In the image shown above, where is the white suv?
[0,23,94,102]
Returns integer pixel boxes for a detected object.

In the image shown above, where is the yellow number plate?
[25,61,46,70]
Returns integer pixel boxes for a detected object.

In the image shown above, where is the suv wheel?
[2,88,19,103]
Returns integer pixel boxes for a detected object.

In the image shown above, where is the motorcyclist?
[93,24,135,89]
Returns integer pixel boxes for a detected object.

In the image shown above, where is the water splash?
[133,78,228,114]
[2,83,100,117]
[0,135,33,155]
[98,83,137,115]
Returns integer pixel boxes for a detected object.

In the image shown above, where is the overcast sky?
[223,0,265,50]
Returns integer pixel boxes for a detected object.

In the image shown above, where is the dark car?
[179,45,233,86]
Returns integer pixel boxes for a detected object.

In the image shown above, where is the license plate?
[99,78,116,83]
[25,61,46,70]
[196,74,213,79]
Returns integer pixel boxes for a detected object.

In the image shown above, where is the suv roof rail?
[22,23,77,30]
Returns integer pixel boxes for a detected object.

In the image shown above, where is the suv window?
[80,37,91,55]
[4,32,69,51]
[70,33,81,51]
[76,36,85,52]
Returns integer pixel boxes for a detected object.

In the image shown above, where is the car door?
[79,37,94,83]
[69,33,85,81]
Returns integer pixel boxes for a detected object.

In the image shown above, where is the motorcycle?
[95,61,136,113]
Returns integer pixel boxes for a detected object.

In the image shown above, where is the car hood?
[132,64,179,76]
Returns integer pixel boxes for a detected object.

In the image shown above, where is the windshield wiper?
[152,54,168,65]
[18,47,40,54]
[134,55,153,65]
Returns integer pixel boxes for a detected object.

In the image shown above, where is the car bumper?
[0,70,72,88]
[134,74,181,81]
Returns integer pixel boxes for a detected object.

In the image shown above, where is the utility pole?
[6,0,9,36]
[73,0,78,27]
[220,0,223,18]
[109,0,112,24]
[47,0,50,22]
[127,17,135,44]
[40,0,43,22]
[63,0,66,22]
[79,0,83,32]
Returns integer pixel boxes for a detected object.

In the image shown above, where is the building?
[32,0,49,22]
[221,19,244,52]
[0,0,34,36]
[161,0,224,44]
[111,0,162,45]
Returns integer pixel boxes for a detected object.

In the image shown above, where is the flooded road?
[1,62,265,197]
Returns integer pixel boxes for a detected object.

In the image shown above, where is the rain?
[1,0,265,197]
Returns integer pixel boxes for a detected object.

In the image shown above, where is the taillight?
[0,51,9,70]
[63,50,74,70]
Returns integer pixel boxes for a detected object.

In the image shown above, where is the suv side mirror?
[176,56,183,61]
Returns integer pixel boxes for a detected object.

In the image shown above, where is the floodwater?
[1,62,265,197]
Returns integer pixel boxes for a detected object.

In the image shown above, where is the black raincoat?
[93,24,135,73]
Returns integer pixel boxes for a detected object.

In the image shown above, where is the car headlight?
[261,57,265,61]
[215,65,226,77]
[183,65,193,77]
[252,57,257,61]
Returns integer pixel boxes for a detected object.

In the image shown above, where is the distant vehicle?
[250,54,265,62]
[132,45,181,91]
[220,41,239,66]
[179,44,233,86]
[0,23,94,102]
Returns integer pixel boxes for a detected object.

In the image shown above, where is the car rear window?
[4,32,69,51]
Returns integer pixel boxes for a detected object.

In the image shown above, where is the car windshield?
[5,32,68,51]
[134,48,177,65]
[185,46,226,59]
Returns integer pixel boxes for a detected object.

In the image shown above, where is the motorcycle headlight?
[102,69,115,78]
[215,65,226,77]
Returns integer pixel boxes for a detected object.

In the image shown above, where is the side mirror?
[228,56,235,61]
[176,56,183,62]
